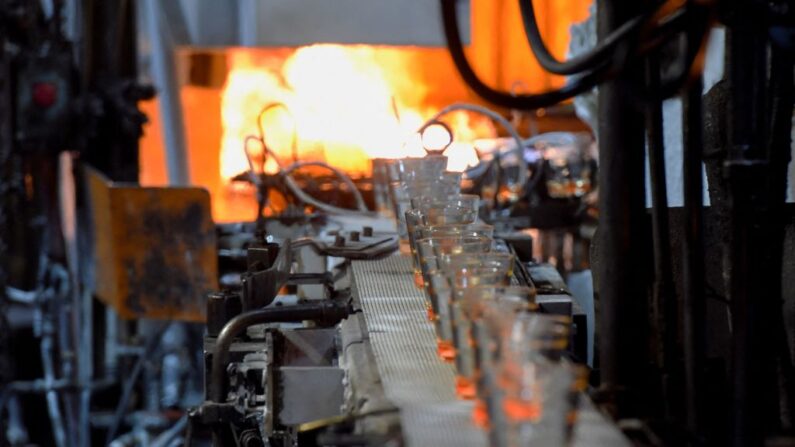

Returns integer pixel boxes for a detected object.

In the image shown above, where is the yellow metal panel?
[85,167,217,321]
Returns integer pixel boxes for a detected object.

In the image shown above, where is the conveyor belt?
[351,255,629,447]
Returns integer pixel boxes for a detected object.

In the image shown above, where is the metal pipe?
[40,335,68,447]
[209,301,352,402]
[142,0,189,185]
[766,45,795,431]
[595,0,650,418]
[726,19,770,446]
[644,56,677,419]
[682,75,706,433]
[59,151,93,447]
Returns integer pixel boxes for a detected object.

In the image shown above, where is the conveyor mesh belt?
[351,255,629,447]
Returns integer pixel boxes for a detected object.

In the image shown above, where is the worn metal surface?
[278,366,345,426]
[351,255,630,447]
[85,166,217,321]
[338,312,399,435]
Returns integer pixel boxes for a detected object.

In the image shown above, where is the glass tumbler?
[468,294,537,430]
[489,313,573,445]
[501,359,587,447]
[426,270,457,362]
[410,223,494,288]
[391,155,448,181]
[392,179,461,239]
[417,235,492,318]
[438,252,515,280]
[452,285,536,401]
[410,192,477,212]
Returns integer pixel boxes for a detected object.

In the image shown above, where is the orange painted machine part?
[85,166,218,321]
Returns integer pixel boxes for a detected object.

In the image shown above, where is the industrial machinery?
[1,0,794,446]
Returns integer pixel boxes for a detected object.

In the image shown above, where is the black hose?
[518,0,645,75]
[681,75,706,433]
[594,0,650,417]
[443,0,704,109]
[209,301,352,402]
[644,56,677,415]
[440,0,613,110]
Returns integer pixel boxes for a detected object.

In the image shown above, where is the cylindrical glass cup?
[417,236,492,326]
[411,223,494,278]
[405,208,427,287]
[466,294,537,429]
[392,180,461,239]
[411,192,478,212]
[372,158,396,216]
[406,193,475,267]
[487,313,572,442]
[507,313,571,362]
[452,285,536,401]
[502,359,587,447]
[417,222,494,240]
[446,271,513,394]
[392,155,448,181]
[439,252,515,279]
[426,271,458,362]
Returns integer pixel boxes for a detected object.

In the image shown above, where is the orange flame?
[220,44,493,180]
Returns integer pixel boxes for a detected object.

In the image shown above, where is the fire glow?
[220,44,494,180]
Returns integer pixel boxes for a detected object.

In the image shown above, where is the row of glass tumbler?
[384,155,587,446]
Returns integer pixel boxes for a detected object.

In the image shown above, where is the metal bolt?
[362,226,374,237]
[350,231,361,242]
[334,235,346,247]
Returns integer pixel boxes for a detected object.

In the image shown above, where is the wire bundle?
[440,0,715,110]
[242,103,373,217]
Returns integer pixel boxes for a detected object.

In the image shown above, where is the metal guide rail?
[350,255,630,447]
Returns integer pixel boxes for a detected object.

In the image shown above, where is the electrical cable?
[244,100,373,215]
[243,136,373,216]
[441,0,697,109]
[282,161,369,212]
[518,0,646,75]
[256,102,298,164]
[243,135,269,227]
[440,0,614,110]
[420,103,542,197]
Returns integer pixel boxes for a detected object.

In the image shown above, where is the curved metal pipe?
[209,301,352,402]
[424,103,529,186]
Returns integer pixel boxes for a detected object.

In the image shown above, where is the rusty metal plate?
[85,167,217,321]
